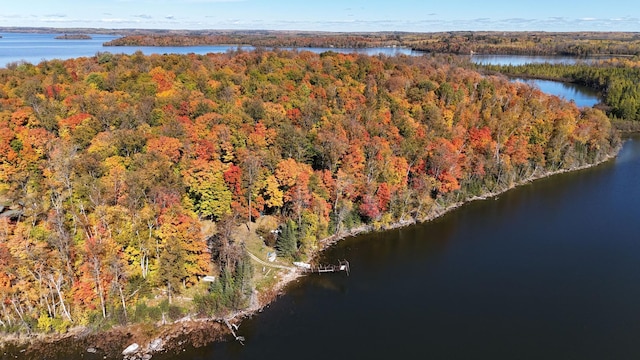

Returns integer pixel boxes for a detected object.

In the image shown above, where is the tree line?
[103,33,402,49]
[104,31,640,56]
[410,32,640,56]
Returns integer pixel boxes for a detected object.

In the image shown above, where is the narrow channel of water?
[474,55,604,107]
[471,54,609,66]
[513,78,601,108]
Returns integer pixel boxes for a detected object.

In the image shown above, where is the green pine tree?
[276,219,298,258]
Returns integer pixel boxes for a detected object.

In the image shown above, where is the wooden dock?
[301,260,350,275]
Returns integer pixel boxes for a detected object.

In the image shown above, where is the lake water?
[513,78,601,108]
[0,32,416,68]
[175,136,640,360]
[469,55,602,107]
[0,33,118,67]
[471,54,608,66]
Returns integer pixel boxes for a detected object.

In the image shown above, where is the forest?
[408,32,640,56]
[103,33,398,49]
[0,49,618,334]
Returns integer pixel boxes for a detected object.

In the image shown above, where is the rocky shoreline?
[0,266,298,360]
[0,147,620,360]
[1,318,231,360]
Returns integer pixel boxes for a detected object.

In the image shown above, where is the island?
[54,34,92,40]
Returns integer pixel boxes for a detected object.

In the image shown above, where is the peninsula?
[0,30,628,359]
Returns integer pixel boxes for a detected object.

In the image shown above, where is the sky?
[1,0,639,32]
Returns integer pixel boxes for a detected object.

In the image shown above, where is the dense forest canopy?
[0,50,617,333]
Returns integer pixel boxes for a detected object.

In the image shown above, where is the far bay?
[0,32,416,68]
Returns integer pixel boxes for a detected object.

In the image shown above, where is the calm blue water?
[0,33,117,67]
[0,32,416,68]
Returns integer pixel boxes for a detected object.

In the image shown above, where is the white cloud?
[100,18,130,23]
[40,18,73,23]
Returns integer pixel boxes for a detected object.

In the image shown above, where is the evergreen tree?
[157,234,186,303]
[276,219,298,258]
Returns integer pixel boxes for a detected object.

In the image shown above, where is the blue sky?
[2,0,639,32]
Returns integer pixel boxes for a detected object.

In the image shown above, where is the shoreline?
[314,146,621,252]
[0,147,620,359]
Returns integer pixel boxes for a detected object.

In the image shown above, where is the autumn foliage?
[0,50,617,332]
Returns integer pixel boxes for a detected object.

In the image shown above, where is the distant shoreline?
[1,27,639,57]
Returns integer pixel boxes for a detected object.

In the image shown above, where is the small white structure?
[267,252,276,262]
[293,262,312,269]
[201,276,216,282]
